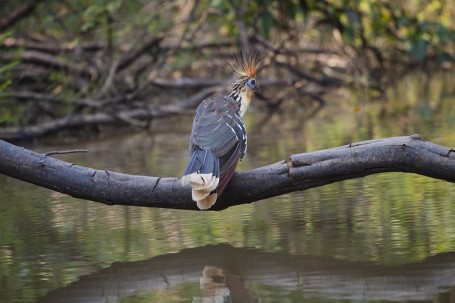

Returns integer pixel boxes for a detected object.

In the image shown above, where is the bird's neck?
[229,85,253,118]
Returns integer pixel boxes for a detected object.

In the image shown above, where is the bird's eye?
[250,78,256,85]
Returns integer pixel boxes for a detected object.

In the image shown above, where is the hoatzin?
[182,52,263,210]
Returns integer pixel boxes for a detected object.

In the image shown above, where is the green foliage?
[210,0,454,63]
[80,0,122,32]
[4,0,455,64]
[0,38,17,93]
[0,51,21,125]
[0,103,21,125]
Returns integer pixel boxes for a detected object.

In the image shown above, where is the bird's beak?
[252,84,261,94]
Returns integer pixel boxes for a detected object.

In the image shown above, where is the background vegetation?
[0,0,454,139]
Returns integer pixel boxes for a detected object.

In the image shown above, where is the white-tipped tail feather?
[196,193,218,210]
[182,173,220,210]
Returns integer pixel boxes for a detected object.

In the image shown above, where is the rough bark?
[0,134,454,211]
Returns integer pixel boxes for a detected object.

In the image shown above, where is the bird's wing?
[191,96,246,175]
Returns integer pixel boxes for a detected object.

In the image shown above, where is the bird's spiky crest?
[228,51,263,79]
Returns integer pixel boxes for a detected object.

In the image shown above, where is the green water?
[1,71,455,302]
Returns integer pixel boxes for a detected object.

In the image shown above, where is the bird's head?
[228,51,263,117]
[245,77,260,94]
[228,51,263,95]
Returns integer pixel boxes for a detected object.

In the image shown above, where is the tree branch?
[0,37,105,53]
[117,34,164,72]
[44,149,88,157]
[0,0,44,33]
[6,51,98,79]
[0,103,194,141]
[0,135,454,211]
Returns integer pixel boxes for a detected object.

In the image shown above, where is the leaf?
[260,7,274,38]
[409,39,428,61]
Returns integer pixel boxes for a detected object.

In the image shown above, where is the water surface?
[1,71,455,302]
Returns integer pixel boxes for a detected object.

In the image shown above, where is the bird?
[182,51,263,210]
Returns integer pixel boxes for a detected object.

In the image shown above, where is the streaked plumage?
[182,52,263,210]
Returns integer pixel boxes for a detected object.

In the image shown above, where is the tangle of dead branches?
[1,0,451,141]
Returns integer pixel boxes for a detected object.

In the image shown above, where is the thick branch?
[4,51,98,79]
[0,38,105,53]
[117,34,164,71]
[149,77,225,89]
[0,135,454,211]
[0,0,44,33]
[0,103,194,141]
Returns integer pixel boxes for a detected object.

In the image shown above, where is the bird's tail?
[182,149,220,210]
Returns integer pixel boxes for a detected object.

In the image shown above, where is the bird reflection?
[194,265,259,303]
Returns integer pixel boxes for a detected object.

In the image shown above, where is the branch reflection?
[35,244,455,303]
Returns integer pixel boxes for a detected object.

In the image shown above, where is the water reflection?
[1,71,455,302]
[34,244,455,303]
